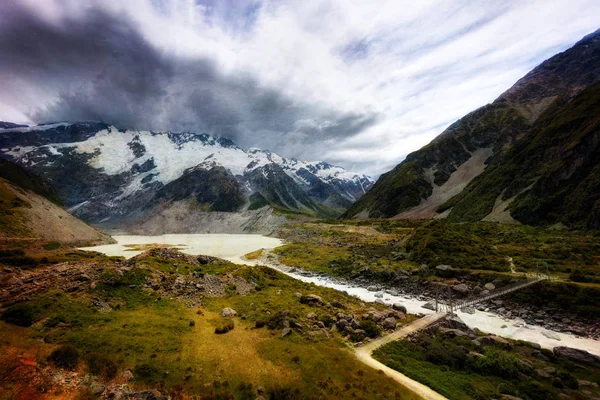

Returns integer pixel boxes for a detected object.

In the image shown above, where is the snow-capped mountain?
[0,122,373,224]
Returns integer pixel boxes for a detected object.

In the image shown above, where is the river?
[80,234,600,357]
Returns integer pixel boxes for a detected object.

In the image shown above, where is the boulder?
[382,318,397,330]
[301,294,323,306]
[336,319,349,329]
[392,303,407,313]
[220,308,237,317]
[553,346,600,368]
[478,335,511,349]
[281,328,292,337]
[306,312,317,320]
[367,286,378,292]
[439,328,468,338]
[484,282,496,291]
[452,284,470,295]
[91,383,106,396]
[422,302,436,311]
[435,265,455,277]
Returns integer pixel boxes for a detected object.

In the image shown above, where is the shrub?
[134,363,160,382]
[215,320,234,334]
[1,303,35,327]
[557,371,578,390]
[359,320,382,339]
[255,320,266,328]
[85,352,118,379]
[474,348,522,379]
[425,342,467,369]
[48,344,80,370]
[43,241,61,250]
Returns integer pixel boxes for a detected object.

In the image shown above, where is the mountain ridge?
[343,28,600,228]
[0,122,373,227]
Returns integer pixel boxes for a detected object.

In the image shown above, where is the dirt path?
[355,313,449,400]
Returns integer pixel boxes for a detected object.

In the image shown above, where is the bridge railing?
[437,275,548,313]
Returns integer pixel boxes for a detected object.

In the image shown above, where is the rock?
[301,294,323,306]
[91,382,106,396]
[382,318,397,330]
[452,284,469,295]
[281,328,292,337]
[480,289,490,296]
[350,319,361,329]
[315,321,325,329]
[553,346,600,368]
[352,329,367,341]
[541,330,561,341]
[543,367,556,375]
[478,335,511,349]
[446,316,470,331]
[500,395,523,400]
[439,328,468,338]
[422,302,436,311]
[367,286,378,291]
[484,282,496,291]
[90,282,97,290]
[536,369,551,379]
[435,265,455,277]
[122,370,134,382]
[220,308,237,318]
[392,303,407,313]
[306,312,317,320]
[579,380,599,388]
[336,319,349,329]
[374,293,383,298]
[462,307,475,315]
[330,301,344,308]
[370,311,386,323]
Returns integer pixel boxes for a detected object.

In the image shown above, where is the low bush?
[359,320,382,339]
[474,348,522,379]
[134,363,160,383]
[1,303,35,327]
[215,320,234,334]
[85,352,118,379]
[48,344,80,370]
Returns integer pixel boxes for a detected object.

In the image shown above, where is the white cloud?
[1,0,599,176]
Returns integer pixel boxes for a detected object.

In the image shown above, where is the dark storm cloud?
[0,1,375,152]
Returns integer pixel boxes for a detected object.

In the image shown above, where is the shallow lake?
[79,233,284,264]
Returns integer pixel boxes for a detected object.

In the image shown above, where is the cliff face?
[344,29,600,228]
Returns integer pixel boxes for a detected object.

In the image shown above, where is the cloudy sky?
[1,0,599,176]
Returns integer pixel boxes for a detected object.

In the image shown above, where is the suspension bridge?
[435,271,553,314]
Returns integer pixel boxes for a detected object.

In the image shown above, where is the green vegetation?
[48,344,80,370]
[374,331,600,400]
[440,81,600,229]
[0,256,418,399]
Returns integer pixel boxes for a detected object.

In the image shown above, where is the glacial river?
[81,234,600,357]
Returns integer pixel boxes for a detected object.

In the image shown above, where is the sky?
[0,1,599,176]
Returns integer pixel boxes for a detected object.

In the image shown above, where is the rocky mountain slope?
[0,123,373,227]
[0,160,112,243]
[344,29,600,229]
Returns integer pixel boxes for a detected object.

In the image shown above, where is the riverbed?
[80,234,600,357]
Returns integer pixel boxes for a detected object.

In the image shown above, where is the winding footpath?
[355,313,449,400]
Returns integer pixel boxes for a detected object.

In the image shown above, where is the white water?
[263,261,600,357]
[81,234,600,357]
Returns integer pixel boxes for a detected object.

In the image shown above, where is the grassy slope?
[442,82,600,228]
[0,259,418,400]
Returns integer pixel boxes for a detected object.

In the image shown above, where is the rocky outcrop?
[553,346,600,368]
